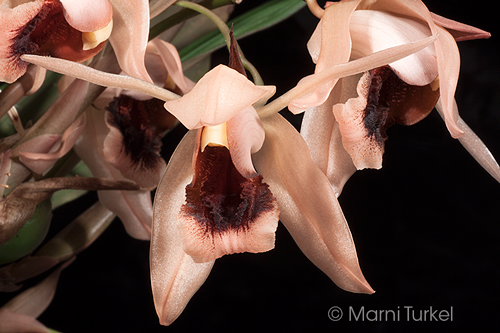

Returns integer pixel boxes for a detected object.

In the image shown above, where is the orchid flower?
[290,0,499,193]
[150,40,373,325]
[0,0,113,83]
[73,38,193,240]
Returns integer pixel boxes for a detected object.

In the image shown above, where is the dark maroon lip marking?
[181,145,276,235]
[11,0,105,64]
[363,66,440,145]
[106,95,177,170]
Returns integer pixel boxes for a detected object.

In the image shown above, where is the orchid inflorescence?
[0,0,497,330]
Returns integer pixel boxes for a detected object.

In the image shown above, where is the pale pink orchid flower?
[0,0,113,83]
[151,64,374,325]
[290,0,498,192]
[73,38,193,240]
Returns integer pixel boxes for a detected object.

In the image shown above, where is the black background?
[5,1,500,332]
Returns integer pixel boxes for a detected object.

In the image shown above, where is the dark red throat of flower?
[363,66,440,144]
[180,145,278,263]
[12,0,104,62]
[106,95,177,170]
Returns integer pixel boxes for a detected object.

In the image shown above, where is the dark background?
[6,1,500,332]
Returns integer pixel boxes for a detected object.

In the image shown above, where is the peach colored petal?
[285,34,438,115]
[226,106,265,178]
[332,72,384,169]
[164,65,275,129]
[151,130,214,326]
[74,107,152,240]
[290,0,359,112]
[365,0,463,137]
[109,0,152,83]
[349,10,438,86]
[253,114,373,294]
[0,309,50,333]
[435,98,500,183]
[59,0,113,32]
[300,80,356,196]
[150,38,195,93]
[431,12,491,42]
[19,113,86,174]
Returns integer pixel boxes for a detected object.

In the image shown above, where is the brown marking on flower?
[180,145,278,262]
[363,66,440,146]
[105,95,177,173]
[3,0,105,83]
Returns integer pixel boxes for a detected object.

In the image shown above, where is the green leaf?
[179,0,306,62]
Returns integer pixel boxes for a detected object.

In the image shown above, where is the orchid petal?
[435,98,500,183]
[349,10,438,86]
[282,34,438,116]
[1,258,74,318]
[109,0,152,83]
[253,114,373,294]
[59,0,113,32]
[74,107,152,240]
[290,0,359,113]
[364,0,463,137]
[226,106,265,178]
[431,12,491,42]
[150,39,195,93]
[164,65,275,129]
[151,130,214,326]
[0,309,50,333]
[300,81,356,196]
[18,113,86,175]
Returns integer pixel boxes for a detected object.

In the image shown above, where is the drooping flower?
[73,38,193,240]
[290,0,499,191]
[0,0,113,83]
[150,43,373,325]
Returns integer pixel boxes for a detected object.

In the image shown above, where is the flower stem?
[306,0,324,19]
[175,0,264,85]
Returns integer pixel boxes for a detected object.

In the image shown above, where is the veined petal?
[431,12,491,42]
[300,80,356,196]
[59,0,112,32]
[364,0,463,137]
[18,113,86,174]
[290,0,359,113]
[109,0,152,83]
[253,114,373,294]
[164,65,275,129]
[151,130,214,326]
[349,10,438,86]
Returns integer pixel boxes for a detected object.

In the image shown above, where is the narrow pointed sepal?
[253,114,373,294]
[151,130,214,326]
